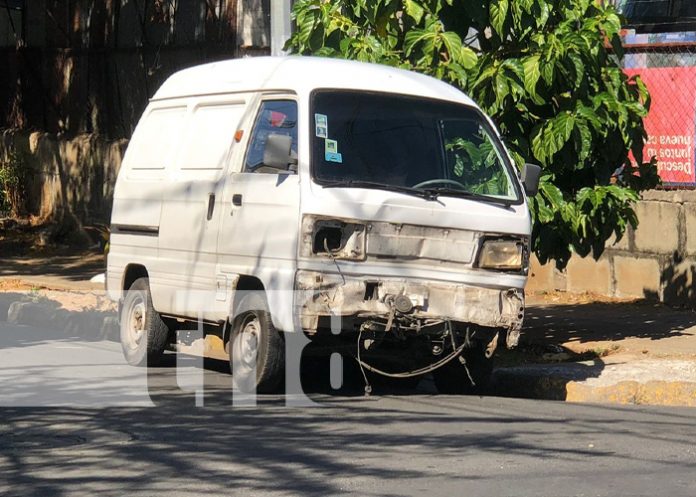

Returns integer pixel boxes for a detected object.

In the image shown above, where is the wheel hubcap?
[125,297,146,350]
[238,318,259,367]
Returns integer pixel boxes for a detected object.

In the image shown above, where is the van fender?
[227,268,297,333]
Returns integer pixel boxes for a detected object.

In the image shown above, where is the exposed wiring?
[356,327,372,396]
[354,321,469,382]
[324,238,346,286]
[450,324,476,386]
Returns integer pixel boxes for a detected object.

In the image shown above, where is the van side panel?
[107,105,188,300]
[151,98,248,319]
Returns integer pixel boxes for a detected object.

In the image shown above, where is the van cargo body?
[107,56,536,394]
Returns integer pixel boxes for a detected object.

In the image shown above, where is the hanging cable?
[354,321,468,381]
[324,238,346,286]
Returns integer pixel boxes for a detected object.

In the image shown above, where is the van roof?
[151,56,477,107]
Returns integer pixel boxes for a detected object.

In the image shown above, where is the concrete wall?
[0,130,127,224]
[527,190,696,305]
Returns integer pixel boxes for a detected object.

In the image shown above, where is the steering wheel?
[412,179,466,190]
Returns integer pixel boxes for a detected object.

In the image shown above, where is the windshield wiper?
[421,187,514,208]
[321,180,440,201]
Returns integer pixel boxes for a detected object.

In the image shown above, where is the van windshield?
[310,90,520,203]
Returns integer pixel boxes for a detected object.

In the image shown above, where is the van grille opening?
[364,281,379,301]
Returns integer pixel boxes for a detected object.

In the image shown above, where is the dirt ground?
[0,218,110,313]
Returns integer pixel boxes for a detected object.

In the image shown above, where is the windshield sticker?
[314,113,328,138]
[324,138,342,163]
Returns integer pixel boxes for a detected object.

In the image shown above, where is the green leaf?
[540,59,554,85]
[404,0,425,24]
[553,112,575,144]
[403,28,431,56]
[575,121,592,162]
[567,52,585,87]
[522,55,541,96]
[459,46,478,69]
[541,181,564,209]
[490,0,509,37]
[441,31,463,58]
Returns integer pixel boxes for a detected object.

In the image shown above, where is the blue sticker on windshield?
[325,152,343,163]
[315,113,328,138]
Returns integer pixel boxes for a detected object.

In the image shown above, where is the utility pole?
[270,0,292,56]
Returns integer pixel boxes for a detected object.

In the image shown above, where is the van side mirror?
[521,163,542,196]
[263,134,297,172]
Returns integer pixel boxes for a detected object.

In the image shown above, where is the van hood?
[301,183,532,236]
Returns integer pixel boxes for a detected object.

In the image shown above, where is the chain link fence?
[622,30,696,189]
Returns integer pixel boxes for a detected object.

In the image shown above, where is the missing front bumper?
[294,270,524,348]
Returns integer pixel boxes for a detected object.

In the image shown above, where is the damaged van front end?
[294,212,532,393]
[293,88,538,393]
[297,216,527,350]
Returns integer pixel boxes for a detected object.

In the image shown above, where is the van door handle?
[207,193,215,221]
[232,194,243,206]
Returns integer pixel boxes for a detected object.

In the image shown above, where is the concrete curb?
[491,360,696,407]
[3,298,119,342]
[566,381,696,407]
[490,364,589,402]
[0,293,31,322]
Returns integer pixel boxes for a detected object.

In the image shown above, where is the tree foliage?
[285,0,660,268]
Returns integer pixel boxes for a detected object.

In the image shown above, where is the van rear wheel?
[229,292,285,394]
[120,277,170,366]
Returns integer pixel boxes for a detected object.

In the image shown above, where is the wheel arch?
[122,264,149,291]
[224,275,267,346]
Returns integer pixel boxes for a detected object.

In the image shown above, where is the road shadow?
[523,300,696,346]
[2,392,695,496]
[660,253,696,306]
[0,252,104,283]
[148,352,435,403]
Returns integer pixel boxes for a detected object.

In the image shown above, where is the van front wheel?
[229,292,285,394]
[120,277,170,366]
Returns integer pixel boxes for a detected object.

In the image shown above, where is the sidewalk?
[492,293,696,406]
[0,252,105,291]
[2,254,696,406]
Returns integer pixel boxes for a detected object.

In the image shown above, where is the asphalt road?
[2,323,696,497]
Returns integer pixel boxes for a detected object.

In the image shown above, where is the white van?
[107,56,540,394]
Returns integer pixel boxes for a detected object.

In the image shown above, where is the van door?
[155,99,248,319]
[216,98,301,327]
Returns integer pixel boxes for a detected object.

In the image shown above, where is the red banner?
[625,66,696,185]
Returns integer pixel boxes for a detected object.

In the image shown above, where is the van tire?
[120,277,170,367]
[229,292,285,394]
[433,343,493,395]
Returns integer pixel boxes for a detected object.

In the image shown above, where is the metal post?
[270,0,292,56]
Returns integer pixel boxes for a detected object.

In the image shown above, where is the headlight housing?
[477,239,525,271]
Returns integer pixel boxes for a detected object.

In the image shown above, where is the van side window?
[244,100,298,173]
